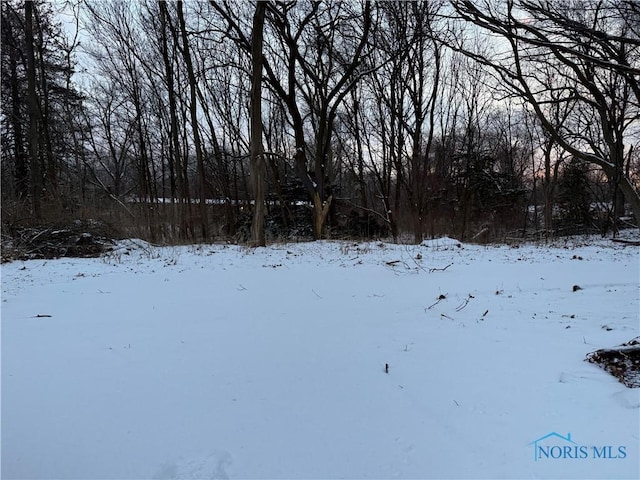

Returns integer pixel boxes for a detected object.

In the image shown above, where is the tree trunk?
[9,38,27,200]
[159,1,189,238]
[25,1,41,218]
[250,2,267,246]
[177,0,208,239]
[313,193,333,240]
[616,175,640,225]
[36,21,55,197]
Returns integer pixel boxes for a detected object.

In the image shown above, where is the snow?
[2,236,639,479]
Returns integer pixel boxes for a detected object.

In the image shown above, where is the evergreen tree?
[1,0,84,219]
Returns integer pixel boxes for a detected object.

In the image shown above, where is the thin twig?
[455,294,474,312]
[403,245,428,273]
[426,294,447,310]
[429,263,453,273]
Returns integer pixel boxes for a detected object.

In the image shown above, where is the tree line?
[2,0,638,245]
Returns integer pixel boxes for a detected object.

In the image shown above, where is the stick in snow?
[429,263,453,273]
[426,294,447,310]
[455,294,474,312]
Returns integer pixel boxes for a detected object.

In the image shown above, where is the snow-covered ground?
[2,236,639,479]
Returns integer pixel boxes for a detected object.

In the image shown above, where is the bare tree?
[451,0,640,230]
[158,0,190,236]
[354,1,446,243]
[176,1,208,238]
[210,0,373,239]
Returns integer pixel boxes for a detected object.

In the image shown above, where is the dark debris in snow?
[1,220,116,262]
[586,337,640,388]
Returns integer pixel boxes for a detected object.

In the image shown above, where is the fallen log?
[612,238,640,246]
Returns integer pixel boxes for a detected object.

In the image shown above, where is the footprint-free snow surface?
[2,236,639,479]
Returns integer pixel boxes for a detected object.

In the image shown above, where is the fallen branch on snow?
[455,294,475,312]
[429,263,453,273]
[425,294,447,310]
